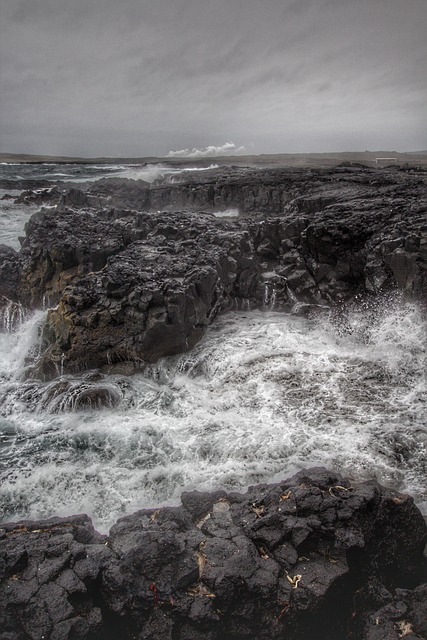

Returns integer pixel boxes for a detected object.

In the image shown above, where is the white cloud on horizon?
[167,142,246,158]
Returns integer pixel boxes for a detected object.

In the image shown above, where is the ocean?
[0,163,426,532]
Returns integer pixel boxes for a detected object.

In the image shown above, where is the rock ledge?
[1,468,426,640]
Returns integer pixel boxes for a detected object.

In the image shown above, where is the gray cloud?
[1,0,426,156]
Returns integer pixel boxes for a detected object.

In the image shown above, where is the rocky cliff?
[1,165,425,376]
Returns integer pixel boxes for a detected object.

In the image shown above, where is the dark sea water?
[0,164,426,532]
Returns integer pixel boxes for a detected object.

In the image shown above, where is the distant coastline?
[1,150,427,168]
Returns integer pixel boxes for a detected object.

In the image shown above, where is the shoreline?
[2,150,427,168]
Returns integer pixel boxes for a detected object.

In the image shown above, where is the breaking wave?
[0,298,425,533]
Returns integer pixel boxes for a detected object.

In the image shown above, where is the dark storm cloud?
[1,0,426,156]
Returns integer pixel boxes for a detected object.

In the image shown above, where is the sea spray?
[0,310,47,381]
[0,299,26,332]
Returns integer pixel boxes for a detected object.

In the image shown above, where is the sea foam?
[0,299,425,532]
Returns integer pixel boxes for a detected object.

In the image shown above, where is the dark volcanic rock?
[3,165,427,375]
[1,469,426,640]
[0,515,113,640]
[0,245,23,302]
[22,210,264,374]
[18,207,131,308]
[350,580,427,639]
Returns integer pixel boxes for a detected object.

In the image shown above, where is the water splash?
[285,280,298,304]
[0,309,47,381]
[212,208,239,218]
[0,298,26,332]
[0,299,425,532]
[263,282,277,310]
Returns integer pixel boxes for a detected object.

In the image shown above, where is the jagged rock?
[2,165,426,375]
[1,469,426,639]
[15,187,63,208]
[0,245,23,302]
[350,580,427,639]
[0,515,113,640]
[18,208,132,307]
[38,238,254,373]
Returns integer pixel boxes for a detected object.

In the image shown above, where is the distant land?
[1,150,427,168]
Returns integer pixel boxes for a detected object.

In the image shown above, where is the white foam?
[212,208,239,218]
[0,300,425,532]
[114,163,220,183]
[0,310,46,380]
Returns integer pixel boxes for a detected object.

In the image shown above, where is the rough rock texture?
[1,165,426,374]
[0,245,23,303]
[0,515,112,640]
[350,579,427,640]
[1,469,426,640]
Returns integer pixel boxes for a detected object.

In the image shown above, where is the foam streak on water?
[0,301,425,532]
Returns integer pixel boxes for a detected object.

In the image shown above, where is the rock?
[25,214,263,374]
[351,581,427,639]
[0,469,426,639]
[19,207,130,307]
[0,515,112,640]
[15,187,63,208]
[0,245,23,302]
[1,165,426,375]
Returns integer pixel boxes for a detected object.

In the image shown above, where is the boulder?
[351,580,427,639]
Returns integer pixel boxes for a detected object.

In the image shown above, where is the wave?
[212,208,239,218]
[0,299,425,532]
[117,163,220,183]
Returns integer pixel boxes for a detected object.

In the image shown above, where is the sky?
[0,0,426,157]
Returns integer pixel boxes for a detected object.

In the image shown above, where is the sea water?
[0,302,425,533]
[0,162,218,247]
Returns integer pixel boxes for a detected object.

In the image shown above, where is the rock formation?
[0,164,425,376]
[1,468,426,640]
[1,166,426,638]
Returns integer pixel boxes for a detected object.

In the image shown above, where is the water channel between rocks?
[0,301,426,533]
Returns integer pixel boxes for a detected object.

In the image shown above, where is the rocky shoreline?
[1,468,426,640]
[1,164,426,638]
[1,164,426,377]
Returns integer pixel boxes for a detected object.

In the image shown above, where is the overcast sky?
[1,0,426,157]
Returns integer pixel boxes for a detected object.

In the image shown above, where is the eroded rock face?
[1,165,426,375]
[0,245,23,303]
[27,212,262,375]
[1,468,426,640]
[351,579,427,640]
[0,515,112,640]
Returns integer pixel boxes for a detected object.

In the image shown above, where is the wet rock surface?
[0,245,23,303]
[1,468,426,640]
[1,164,425,375]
